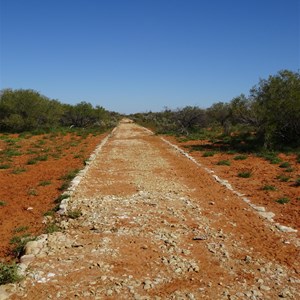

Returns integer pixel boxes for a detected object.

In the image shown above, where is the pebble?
[259,285,271,291]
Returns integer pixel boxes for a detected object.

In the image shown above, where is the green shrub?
[269,157,283,164]
[276,174,291,182]
[3,149,21,157]
[0,164,11,169]
[43,210,55,217]
[275,197,290,204]
[67,209,82,219]
[216,160,231,166]
[13,226,28,233]
[0,262,22,285]
[28,188,38,196]
[0,201,7,206]
[279,162,291,168]
[234,155,248,160]
[262,185,277,191]
[38,180,51,186]
[238,171,252,178]
[58,182,69,191]
[226,150,237,154]
[10,235,35,258]
[35,155,48,161]
[60,169,79,181]
[26,158,37,165]
[294,178,300,187]
[258,152,282,164]
[12,167,26,174]
[54,194,69,204]
[203,151,216,157]
[45,223,60,234]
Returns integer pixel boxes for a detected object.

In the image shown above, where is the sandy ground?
[1,120,299,299]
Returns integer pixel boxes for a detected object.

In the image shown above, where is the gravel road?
[2,120,299,299]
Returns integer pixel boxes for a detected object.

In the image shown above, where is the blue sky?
[0,0,299,114]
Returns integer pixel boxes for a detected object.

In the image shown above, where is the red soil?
[165,136,300,236]
[0,131,107,261]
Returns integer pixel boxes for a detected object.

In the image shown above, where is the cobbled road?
[2,120,299,299]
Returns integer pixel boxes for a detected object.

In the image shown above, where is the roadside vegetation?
[131,69,300,219]
[0,90,122,281]
[131,70,300,152]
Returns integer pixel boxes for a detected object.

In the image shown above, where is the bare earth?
[2,120,300,299]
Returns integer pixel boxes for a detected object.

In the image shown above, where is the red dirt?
[164,136,300,236]
[2,122,299,299]
[0,131,107,261]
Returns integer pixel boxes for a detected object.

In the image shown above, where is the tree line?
[131,70,300,150]
[0,89,120,132]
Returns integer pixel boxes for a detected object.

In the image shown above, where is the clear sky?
[0,0,299,114]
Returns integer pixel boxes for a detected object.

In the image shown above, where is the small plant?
[279,162,291,168]
[234,155,248,160]
[10,234,35,258]
[0,164,11,169]
[3,149,21,157]
[12,167,26,174]
[294,178,300,187]
[262,185,277,191]
[38,180,51,186]
[0,262,22,284]
[203,151,216,157]
[35,155,48,161]
[284,167,294,173]
[60,169,79,181]
[67,209,82,219]
[0,201,7,206]
[276,174,291,182]
[226,150,237,155]
[54,193,69,204]
[275,197,290,204]
[216,160,231,166]
[58,182,69,191]
[44,223,60,234]
[269,157,282,164]
[44,210,55,217]
[37,139,46,145]
[238,171,252,178]
[28,188,38,196]
[27,158,37,165]
[13,226,29,233]
[258,152,282,164]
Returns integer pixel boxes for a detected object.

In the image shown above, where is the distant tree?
[61,101,97,127]
[0,89,63,132]
[173,106,207,135]
[250,70,300,148]
[230,94,263,129]
[206,102,231,134]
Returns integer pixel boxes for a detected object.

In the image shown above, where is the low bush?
[275,197,290,204]
[216,160,231,166]
[262,185,277,191]
[279,162,291,168]
[203,151,216,157]
[276,174,291,182]
[0,262,22,285]
[67,209,82,219]
[238,171,252,178]
[234,155,248,160]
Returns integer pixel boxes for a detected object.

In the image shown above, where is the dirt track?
[2,120,300,299]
